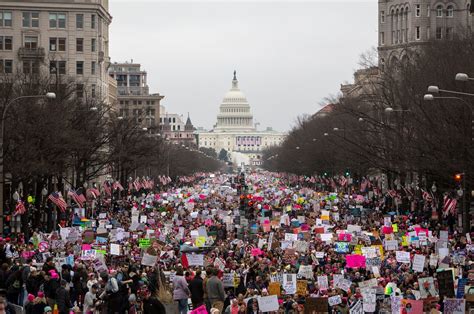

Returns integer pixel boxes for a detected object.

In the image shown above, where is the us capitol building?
[197,71,285,166]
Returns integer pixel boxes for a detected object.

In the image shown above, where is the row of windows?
[381,26,455,44]
[0,10,96,29]
[221,108,249,113]
[0,35,97,53]
[119,100,156,105]
[0,60,98,76]
[382,4,455,22]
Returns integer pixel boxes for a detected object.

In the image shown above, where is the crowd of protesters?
[0,172,472,314]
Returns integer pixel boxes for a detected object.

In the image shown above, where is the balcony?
[18,47,45,61]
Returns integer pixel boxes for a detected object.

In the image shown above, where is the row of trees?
[0,72,222,211]
[263,33,474,191]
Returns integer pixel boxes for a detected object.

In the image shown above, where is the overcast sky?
[109,1,377,132]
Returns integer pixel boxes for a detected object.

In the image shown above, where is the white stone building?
[197,72,285,166]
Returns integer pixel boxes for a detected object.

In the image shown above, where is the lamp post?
[424,90,473,232]
[0,92,56,234]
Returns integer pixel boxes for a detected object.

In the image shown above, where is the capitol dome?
[215,71,255,132]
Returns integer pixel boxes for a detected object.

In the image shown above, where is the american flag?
[13,200,26,216]
[133,178,141,191]
[102,181,112,196]
[112,181,124,191]
[67,190,86,207]
[87,188,100,199]
[422,190,433,203]
[443,195,457,217]
[48,192,67,212]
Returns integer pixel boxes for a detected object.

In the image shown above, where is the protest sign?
[317,276,329,290]
[390,296,402,314]
[412,254,425,272]
[141,253,158,266]
[362,290,376,312]
[110,243,120,256]
[395,251,410,263]
[282,273,297,294]
[418,277,439,298]
[336,279,352,292]
[257,295,279,312]
[437,269,455,298]
[297,280,307,296]
[139,239,151,249]
[335,242,349,253]
[443,298,465,314]
[186,254,204,266]
[190,305,207,314]
[223,273,235,287]
[346,254,366,268]
[384,240,398,251]
[349,300,363,314]
[328,295,342,306]
[401,299,423,313]
[268,282,281,297]
[298,265,314,280]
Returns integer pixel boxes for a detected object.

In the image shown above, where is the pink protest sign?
[82,244,91,251]
[382,226,393,234]
[251,248,263,256]
[338,233,352,242]
[414,227,428,236]
[190,305,208,314]
[346,254,366,268]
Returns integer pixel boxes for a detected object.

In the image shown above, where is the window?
[76,14,84,28]
[447,5,454,17]
[23,61,39,75]
[0,59,12,73]
[49,38,66,51]
[415,26,421,40]
[380,11,385,23]
[49,61,66,75]
[76,38,83,52]
[415,4,421,17]
[49,13,66,28]
[380,32,385,45]
[0,11,12,27]
[436,5,443,17]
[76,84,84,98]
[446,27,453,39]
[76,61,84,75]
[427,5,430,17]
[91,84,96,98]
[0,36,12,50]
[392,31,395,44]
[91,61,96,75]
[91,14,96,29]
[22,12,39,28]
[24,36,38,49]
[436,27,442,39]
[91,38,96,52]
[427,27,430,39]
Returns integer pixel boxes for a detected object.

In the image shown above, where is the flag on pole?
[86,188,100,199]
[443,195,457,217]
[67,190,85,207]
[133,178,141,191]
[13,200,26,216]
[112,181,124,191]
[48,192,67,212]
[102,181,112,196]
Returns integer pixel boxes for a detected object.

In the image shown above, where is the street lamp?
[295,146,300,150]
[385,107,409,113]
[118,116,124,120]
[427,85,474,97]
[323,132,329,136]
[455,73,474,82]
[0,92,56,234]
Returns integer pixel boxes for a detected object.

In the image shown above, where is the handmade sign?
[346,254,366,268]
[412,254,425,272]
[443,298,466,314]
[296,280,307,296]
[304,297,328,314]
[257,295,279,312]
[268,282,281,297]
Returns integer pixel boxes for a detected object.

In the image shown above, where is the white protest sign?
[429,254,438,267]
[362,290,376,312]
[412,254,425,272]
[186,254,204,266]
[257,295,279,312]
[222,273,235,287]
[328,295,342,306]
[337,279,352,292]
[141,254,158,266]
[384,240,398,251]
[110,243,121,256]
[443,298,465,314]
[396,251,411,263]
[282,273,297,294]
[349,300,363,314]
[284,233,298,242]
[358,278,378,289]
[298,265,313,280]
[317,276,329,290]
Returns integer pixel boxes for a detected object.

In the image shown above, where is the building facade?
[159,106,196,146]
[378,0,472,67]
[198,72,285,166]
[109,61,163,132]
[0,0,112,101]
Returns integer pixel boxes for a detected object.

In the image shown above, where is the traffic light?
[454,173,463,182]
[345,170,350,176]
[323,172,328,176]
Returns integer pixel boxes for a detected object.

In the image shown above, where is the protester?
[0,172,472,314]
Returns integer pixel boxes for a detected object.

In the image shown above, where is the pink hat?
[51,272,59,279]
[38,292,44,298]
[27,294,35,302]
